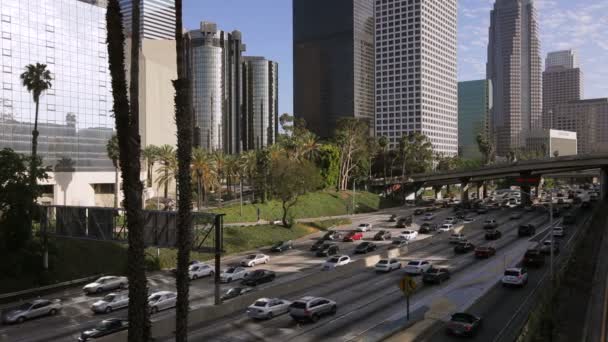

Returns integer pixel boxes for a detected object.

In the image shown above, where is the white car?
[189,264,214,280]
[438,223,454,232]
[424,213,435,221]
[449,233,466,243]
[220,267,248,283]
[399,230,418,240]
[322,255,351,271]
[240,254,270,267]
[375,258,402,272]
[91,292,129,314]
[502,268,528,287]
[148,291,177,314]
[552,226,565,237]
[444,217,456,224]
[403,260,431,274]
[246,298,292,320]
[2,299,62,324]
[83,276,128,295]
[356,223,372,232]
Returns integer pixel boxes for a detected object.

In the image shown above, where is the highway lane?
[163,209,550,341]
[0,205,439,342]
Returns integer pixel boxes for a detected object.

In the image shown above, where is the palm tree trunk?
[114,166,119,208]
[164,167,168,199]
[27,98,40,237]
[106,1,150,341]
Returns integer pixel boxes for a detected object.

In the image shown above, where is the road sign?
[399,276,417,296]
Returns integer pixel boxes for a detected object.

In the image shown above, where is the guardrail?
[0,274,102,306]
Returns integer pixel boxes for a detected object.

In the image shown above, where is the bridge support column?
[536,177,544,200]
[460,178,470,206]
[476,182,486,200]
[434,185,444,200]
[601,167,608,201]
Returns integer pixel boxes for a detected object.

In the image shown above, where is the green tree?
[398,132,433,178]
[106,135,120,208]
[106,0,150,339]
[213,150,225,206]
[335,118,370,190]
[316,144,340,189]
[20,63,53,234]
[378,135,389,181]
[435,153,458,172]
[141,145,159,188]
[156,145,176,201]
[270,156,322,226]
[191,148,215,209]
[254,149,271,202]
[476,132,496,166]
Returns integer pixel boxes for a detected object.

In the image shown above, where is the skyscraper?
[552,99,608,154]
[293,0,375,139]
[487,0,542,156]
[542,50,583,128]
[187,21,245,154]
[458,80,493,159]
[242,57,279,150]
[374,0,458,154]
[120,0,176,40]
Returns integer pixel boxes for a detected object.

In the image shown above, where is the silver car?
[220,267,248,283]
[91,292,129,314]
[2,299,61,324]
[289,296,337,322]
[246,298,292,320]
[148,291,177,314]
[83,276,128,295]
[240,254,270,267]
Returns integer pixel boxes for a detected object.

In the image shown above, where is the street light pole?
[240,179,243,216]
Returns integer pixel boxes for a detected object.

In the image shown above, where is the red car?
[474,246,496,258]
[343,231,363,242]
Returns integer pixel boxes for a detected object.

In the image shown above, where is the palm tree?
[239,150,257,200]
[106,0,150,340]
[298,133,321,161]
[106,135,120,208]
[213,150,225,206]
[156,145,176,200]
[141,145,159,188]
[20,62,53,230]
[378,135,388,182]
[191,148,215,209]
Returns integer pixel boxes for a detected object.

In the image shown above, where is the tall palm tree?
[298,133,320,161]
[213,150,225,206]
[106,0,150,340]
[191,148,215,209]
[141,145,159,188]
[378,135,388,182]
[224,154,240,196]
[239,150,257,200]
[20,63,52,231]
[156,145,176,200]
[106,135,120,208]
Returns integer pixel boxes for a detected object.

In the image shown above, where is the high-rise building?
[120,0,175,40]
[458,80,493,159]
[487,0,542,156]
[542,50,583,128]
[374,0,458,154]
[242,57,279,150]
[187,21,245,154]
[293,0,375,139]
[552,98,608,154]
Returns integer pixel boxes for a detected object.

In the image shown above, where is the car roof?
[31,299,50,304]
[505,267,523,272]
[151,291,175,296]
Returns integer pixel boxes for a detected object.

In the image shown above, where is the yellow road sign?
[399,275,417,296]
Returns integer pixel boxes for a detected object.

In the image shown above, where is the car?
[148,291,177,314]
[322,255,351,270]
[322,231,344,241]
[310,239,326,251]
[438,223,454,232]
[246,298,292,320]
[502,267,528,287]
[241,269,276,286]
[474,246,496,258]
[523,248,545,267]
[444,217,457,224]
[221,287,254,301]
[454,241,475,254]
[422,267,451,284]
[83,276,128,295]
[388,214,397,222]
[476,207,488,214]
[483,219,498,229]
[220,267,248,283]
[391,239,409,248]
[403,260,432,274]
[315,243,340,257]
[423,213,435,221]
[463,216,475,223]
[510,212,522,220]
[343,231,364,242]
[399,230,418,240]
[418,223,438,234]
[540,240,560,255]
[455,212,466,220]
[426,206,437,212]
[395,216,412,228]
[374,230,392,240]
[375,258,402,272]
[91,292,129,314]
[518,224,536,237]
[78,318,129,341]
[289,296,337,322]
[1,299,62,324]
[446,312,482,337]
[485,229,502,240]
[189,263,214,280]
[414,209,424,215]
[354,242,377,254]
[170,260,204,275]
[240,254,270,267]
[270,240,293,252]
[552,226,566,237]
[356,223,372,232]
[449,233,466,244]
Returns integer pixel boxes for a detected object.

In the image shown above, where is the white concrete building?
[546,49,579,70]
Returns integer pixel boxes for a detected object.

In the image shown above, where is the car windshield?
[407,261,420,266]
[226,268,235,273]
[392,240,402,244]
[543,241,552,246]
[328,257,340,263]
[15,303,32,311]
[253,300,267,307]
[451,314,473,323]
[227,288,240,295]
[427,269,440,274]
[504,270,520,276]
[96,321,115,331]
[103,294,115,302]
[291,302,307,309]
[149,295,161,301]
[378,260,388,264]
[246,255,256,259]
[272,242,282,247]
[359,243,369,247]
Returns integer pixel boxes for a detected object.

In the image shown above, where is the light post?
[240,179,243,217]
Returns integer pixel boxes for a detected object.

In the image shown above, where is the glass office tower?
[0,0,114,172]
[458,80,492,159]
[120,0,176,40]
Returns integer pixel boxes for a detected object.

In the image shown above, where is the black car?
[414,209,424,215]
[388,214,397,222]
[518,224,536,237]
[540,241,560,255]
[310,240,325,251]
[422,268,450,284]
[315,244,339,257]
[391,239,408,248]
[395,216,413,228]
[455,212,466,220]
[454,241,475,254]
[322,231,343,241]
[523,248,545,267]
[221,287,253,301]
[78,319,129,341]
[354,242,377,254]
[241,270,276,286]
[374,230,392,241]
[419,223,438,234]
[446,312,482,337]
[484,229,502,240]
[270,240,293,252]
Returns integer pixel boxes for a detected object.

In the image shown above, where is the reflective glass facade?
[242,57,278,150]
[120,0,175,40]
[458,80,492,160]
[0,0,114,171]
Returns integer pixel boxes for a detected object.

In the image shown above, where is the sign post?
[398,275,417,320]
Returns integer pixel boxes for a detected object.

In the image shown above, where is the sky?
[184,0,608,116]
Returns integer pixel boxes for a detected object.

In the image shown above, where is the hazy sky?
[184,0,608,115]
